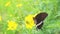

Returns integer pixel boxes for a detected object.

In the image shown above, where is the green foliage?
[0,0,60,34]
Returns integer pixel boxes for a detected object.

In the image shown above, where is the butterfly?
[33,12,48,29]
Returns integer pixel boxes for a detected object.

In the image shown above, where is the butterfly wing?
[34,12,48,29]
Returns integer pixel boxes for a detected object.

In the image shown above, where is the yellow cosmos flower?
[0,16,2,21]
[16,4,22,7]
[7,21,18,30]
[5,1,11,7]
[25,15,35,29]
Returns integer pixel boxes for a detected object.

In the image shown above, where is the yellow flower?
[0,16,2,21]
[7,20,18,30]
[5,1,11,7]
[16,4,22,7]
[25,14,35,29]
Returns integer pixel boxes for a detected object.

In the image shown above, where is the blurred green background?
[0,0,60,34]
